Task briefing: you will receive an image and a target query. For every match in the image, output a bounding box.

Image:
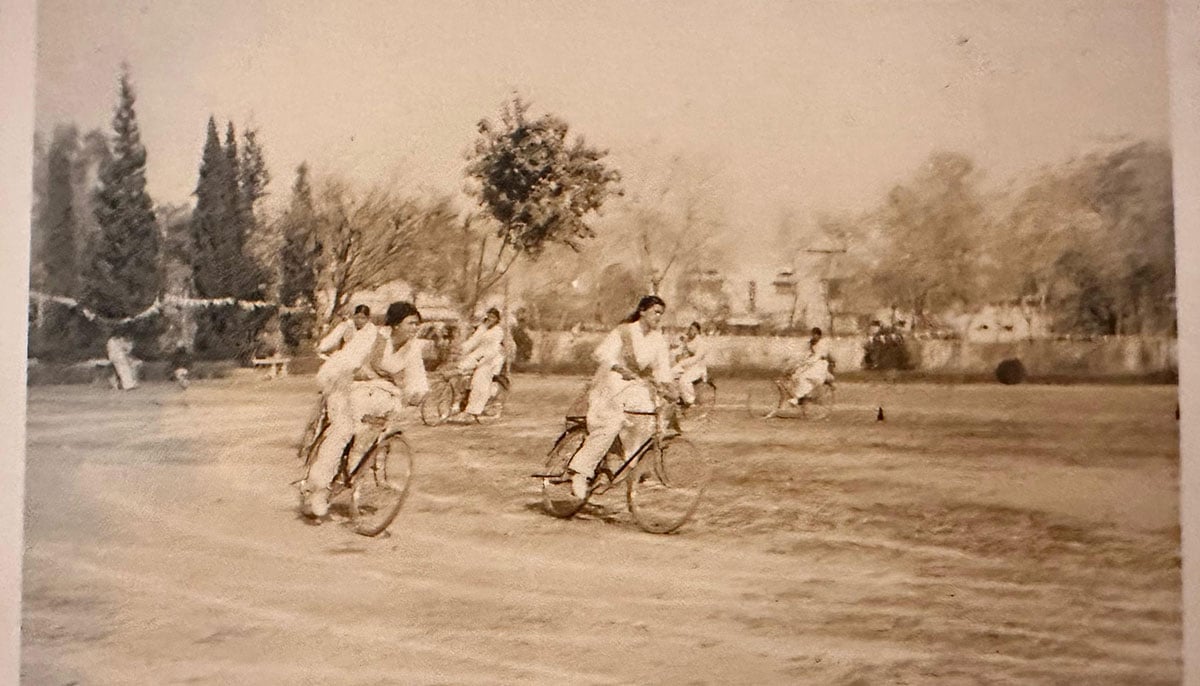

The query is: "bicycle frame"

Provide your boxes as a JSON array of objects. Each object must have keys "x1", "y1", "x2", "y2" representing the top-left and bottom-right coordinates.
[{"x1": 570, "y1": 400, "x2": 679, "y2": 496}]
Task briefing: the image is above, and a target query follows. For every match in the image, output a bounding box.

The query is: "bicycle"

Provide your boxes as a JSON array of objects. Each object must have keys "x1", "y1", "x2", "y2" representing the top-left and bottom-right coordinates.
[
  {"x1": 297, "y1": 402, "x2": 415, "y2": 537},
  {"x1": 534, "y1": 387, "x2": 712, "y2": 534},
  {"x1": 420, "y1": 367, "x2": 510, "y2": 426},
  {"x1": 679, "y1": 377, "x2": 717, "y2": 423},
  {"x1": 746, "y1": 375, "x2": 836, "y2": 420}
]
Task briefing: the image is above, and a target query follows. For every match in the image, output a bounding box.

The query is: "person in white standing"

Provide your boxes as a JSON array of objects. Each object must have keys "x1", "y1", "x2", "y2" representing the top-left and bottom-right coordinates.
[
  {"x1": 301, "y1": 302, "x2": 428, "y2": 520},
  {"x1": 565, "y1": 295, "x2": 677, "y2": 499},
  {"x1": 448, "y1": 308, "x2": 506, "y2": 422},
  {"x1": 671, "y1": 322, "x2": 710, "y2": 407},
  {"x1": 317, "y1": 304, "x2": 374, "y2": 357},
  {"x1": 105, "y1": 334, "x2": 141, "y2": 390}
]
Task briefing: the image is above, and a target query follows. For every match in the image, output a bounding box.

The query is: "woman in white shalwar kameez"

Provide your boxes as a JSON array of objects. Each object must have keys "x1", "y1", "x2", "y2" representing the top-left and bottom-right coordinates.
[
  {"x1": 451, "y1": 308, "x2": 506, "y2": 420},
  {"x1": 565, "y1": 296, "x2": 675, "y2": 499},
  {"x1": 301, "y1": 302, "x2": 428, "y2": 519}
]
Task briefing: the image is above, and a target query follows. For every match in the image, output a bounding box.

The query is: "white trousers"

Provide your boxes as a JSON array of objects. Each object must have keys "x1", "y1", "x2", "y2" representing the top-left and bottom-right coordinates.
[
  {"x1": 306, "y1": 384, "x2": 404, "y2": 492},
  {"x1": 788, "y1": 360, "x2": 831, "y2": 400},
  {"x1": 463, "y1": 358, "x2": 502, "y2": 415},
  {"x1": 675, "y1": 365, "x2": 707, "y2": 404},
  {"x1": 567, "y1": 381, "x2": 656, "y2": 479}
]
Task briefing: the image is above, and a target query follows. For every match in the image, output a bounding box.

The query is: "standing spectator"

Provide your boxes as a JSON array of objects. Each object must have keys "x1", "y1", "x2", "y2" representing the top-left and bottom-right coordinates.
[
  {"x1": 170, "y1": 345, "x2": 192, "y2": 389},
  {"x1": 105, "y1": 334, "x2": 141, "y2": 390}
]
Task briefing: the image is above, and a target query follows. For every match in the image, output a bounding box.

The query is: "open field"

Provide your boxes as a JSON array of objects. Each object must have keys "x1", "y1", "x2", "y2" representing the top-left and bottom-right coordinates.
[{"x1": 23, "y1": 374, "x2": 1181, "y2": 684}]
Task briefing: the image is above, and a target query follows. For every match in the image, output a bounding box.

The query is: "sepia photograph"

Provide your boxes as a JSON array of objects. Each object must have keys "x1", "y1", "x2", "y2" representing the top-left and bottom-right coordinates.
[{"x1": 13, "y1": 0, "x2": 1192, "y2": 683}]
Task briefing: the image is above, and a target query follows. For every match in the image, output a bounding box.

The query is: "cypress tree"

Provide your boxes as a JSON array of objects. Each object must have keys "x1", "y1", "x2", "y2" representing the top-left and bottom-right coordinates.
[
  {"x1": 279, "y1": 162, "x2": 319, "y2": 350},
  {"x1": 84, "y1": 68, "x2": 161, "y2": 324},
  {"x1": 41, "y1": 124, "x2": 81, "y2": 297}
]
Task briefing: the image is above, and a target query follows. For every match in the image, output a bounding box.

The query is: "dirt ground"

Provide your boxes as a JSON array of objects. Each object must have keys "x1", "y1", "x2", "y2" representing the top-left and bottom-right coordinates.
[{"x1": 22, "y1": 373, "x2": 1181, "y2": 685}]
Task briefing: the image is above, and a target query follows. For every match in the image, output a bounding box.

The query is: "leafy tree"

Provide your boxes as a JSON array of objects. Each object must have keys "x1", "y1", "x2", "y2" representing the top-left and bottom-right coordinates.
[
  {"x1": 311, "y1": 179, "x2": 461, "y2": 325},
  {"x1": 608, "y1": 155, "x2": 726, "y2": 297},
  {"x1": 464, "y1": 96, "x2": 622, "y2": 311},
  {"x1": 862, "y1": 152, "x2": 987, "y2": 329},
  {"x1": 83, "y1": 68, "x2": 161, "y2": 329},
  {"x1": 993, "y1": 141, "x2": 1173, "y2": 335}
]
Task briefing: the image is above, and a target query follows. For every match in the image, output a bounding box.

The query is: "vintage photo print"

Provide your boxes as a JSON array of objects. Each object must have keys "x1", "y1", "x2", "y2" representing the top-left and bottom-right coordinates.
[{"x1": 12, "y1": 0, "x2": 1194, "y2": 683}]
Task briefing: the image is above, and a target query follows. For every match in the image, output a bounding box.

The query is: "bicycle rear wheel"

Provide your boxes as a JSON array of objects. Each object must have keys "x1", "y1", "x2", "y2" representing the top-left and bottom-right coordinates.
[
  {"x1": 627, "y1": 437, "x2": 711, "y2": 534},
  {"x1": 420, "y1": 379, "x2": 456, "y2": 426},
  {"x1": 349, "y1": 434, "x2": 414, "y2": 537},
  {"x1": 540, "y1": 427, "x2": 589, "y2": 519},
  {"x1": 746, "y1": 381, "x2": 787, "y2": 419},
  {"x1": 686, "y1": 381, "x2": 717, "y2": 422}
]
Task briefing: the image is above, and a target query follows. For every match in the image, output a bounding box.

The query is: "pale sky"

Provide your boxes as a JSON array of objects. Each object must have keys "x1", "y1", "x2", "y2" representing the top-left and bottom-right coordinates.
[{"x1": 34, "y1": 0, "x2": 1169, "y2": 264}]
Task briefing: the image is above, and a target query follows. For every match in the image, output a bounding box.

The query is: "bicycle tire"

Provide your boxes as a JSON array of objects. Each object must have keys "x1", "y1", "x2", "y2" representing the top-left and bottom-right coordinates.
[
  {"x1": 627, "y1": 436, "x2": 711, "y2": 534},
  {"x1": 686, "y1": 381, "x2": 717, "y2": 422},
  {"x1": 420, "y1": 379, "x2": 456, "y2": 426},
  {"x1": 349, "y1": 434, "x2": 414, "y2": 537},
  {"x1": 298, "y1": 406, "x2": 327, "y2": 464},
  {"x1": 540, "y1": 427, "x2": 589, "y2": 519},
  {"x1": 746, "y1": 380, "x2": 788, "y2": 419}
]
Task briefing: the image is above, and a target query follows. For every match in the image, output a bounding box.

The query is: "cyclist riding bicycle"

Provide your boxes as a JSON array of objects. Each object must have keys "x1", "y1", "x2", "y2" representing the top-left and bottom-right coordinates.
[
  {"x1": 446, "y1": 307, "x2": 507, "y2": 423},
  {"x1": 563, "y1": 295, "x2": 678, "y2": 499},
  {"x1": 300, "y1": 301, "x2": 428, "y2": 519},
  {"x1": 671, "y1": 321, "x2": 709, "y2": 407},
  {"x1": 783, "y1": 326, "x2": 835, "y2": 406},
  {"x1": 317, "y1": 304, "x2": 376, "y2": 357}
]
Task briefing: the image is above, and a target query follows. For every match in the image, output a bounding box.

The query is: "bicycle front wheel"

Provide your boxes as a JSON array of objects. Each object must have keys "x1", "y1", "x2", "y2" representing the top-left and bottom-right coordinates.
[
  {"x1": 350, "y1": 434, "x2": 414, "y2": 537},
  {"x1": 627, "y1": 437, "x2": 711, "y2": 534},
  {"x1": 540, "y1": 427, "x2": 589, "y2": 519},
  {"x1": 298, "y1": 406, "x2": 326, "y2": 465},
  {"x1": 420, "y1": 380, "x2": 456, "y2": 426}
]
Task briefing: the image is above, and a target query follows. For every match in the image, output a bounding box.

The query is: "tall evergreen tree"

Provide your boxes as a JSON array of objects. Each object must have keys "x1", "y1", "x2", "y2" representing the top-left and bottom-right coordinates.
[
  {"x1": 84, "y1": 68, "x2": 161, "y2": 323},
  {"x1": 190, "y1": 118, "x2": 267, "y2": 359},
  {"x1": 191, "y1": 117, "x2": 236, "y2": 300},
  {"x1": 41, "y1": 124, "x2": 81, "y2": 297},
  {"x1": 278, "y1": 163, "x2": 319, "y2": 350},
  {"x1": 240, "y1": 127, "x2": 270, "y2": 213}
]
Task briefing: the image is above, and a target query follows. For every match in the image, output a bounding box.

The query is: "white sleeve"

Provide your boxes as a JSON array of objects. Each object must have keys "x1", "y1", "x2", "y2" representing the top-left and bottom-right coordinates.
[
  {"x1": 317, "y1": 322, "x2": 348, "y2": 354},
  {"x1": 593, "y1": 327, "x2": 623, "y2": 369}
]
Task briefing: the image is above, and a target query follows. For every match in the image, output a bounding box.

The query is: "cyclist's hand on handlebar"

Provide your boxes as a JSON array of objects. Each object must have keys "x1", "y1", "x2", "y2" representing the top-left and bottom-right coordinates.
[{"x1": 611, "y1": 364, "x2": 637, "y2": 381}]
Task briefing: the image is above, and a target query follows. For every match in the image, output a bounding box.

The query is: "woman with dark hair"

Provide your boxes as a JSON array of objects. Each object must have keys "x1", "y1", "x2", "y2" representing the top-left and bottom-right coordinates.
[
  {"x1": 564, "y1": 295, "x2": 675, "y2": 498},
  {"x1": 301, "y1": 301, "x2": 429, "y2": 519}
]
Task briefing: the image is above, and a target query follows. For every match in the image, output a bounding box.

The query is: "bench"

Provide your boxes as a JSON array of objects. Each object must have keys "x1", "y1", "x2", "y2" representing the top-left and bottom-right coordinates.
[{"x1": 251, "y1": 356, "x2": 292, "y2": 379}]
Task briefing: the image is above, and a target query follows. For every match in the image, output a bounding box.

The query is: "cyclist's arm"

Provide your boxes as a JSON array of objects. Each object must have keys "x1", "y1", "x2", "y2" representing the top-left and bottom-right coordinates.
[
  {"x1": 402, "y1": 341, "x2": 430, "y2": 405},
  {"x1": 316, "y1": 321, "x2": 347, "y2": 355}
]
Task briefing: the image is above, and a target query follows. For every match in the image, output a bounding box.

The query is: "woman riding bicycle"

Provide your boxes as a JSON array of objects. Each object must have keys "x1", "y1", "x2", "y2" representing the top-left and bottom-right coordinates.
[
  {"x1": 446, "y1": 307, "x2": 506, "y2": 423},
  {"x1": 564, "y1": 295, "x2": 678, "y2": 499},
  {"x1": 301, "y1": 301, "x2": 428, "y2": 519}
]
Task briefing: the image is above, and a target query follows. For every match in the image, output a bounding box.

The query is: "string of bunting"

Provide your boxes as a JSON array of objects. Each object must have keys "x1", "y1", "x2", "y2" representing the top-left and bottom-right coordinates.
[{"x1": 28, "y1": 290, "x2": 312, "y2": 327}]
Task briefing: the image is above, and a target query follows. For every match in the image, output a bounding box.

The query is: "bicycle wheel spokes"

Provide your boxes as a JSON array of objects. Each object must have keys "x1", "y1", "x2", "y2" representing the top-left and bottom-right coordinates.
[
  {"x1": 350, "y1": 435, "x2": 414, "y2": 537},
  {"x1": 746, "y1": 382, "x2": 784, "y2": 419},
  {"x1": 420, "y1": 381, "x2": 456, "y2": 426},
  {"x1": 627, "y1": 437, "x2": 711, "y2": 534},
  {"x1": 540, "y1": 428, "x2": 588, "y2": 519}
]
